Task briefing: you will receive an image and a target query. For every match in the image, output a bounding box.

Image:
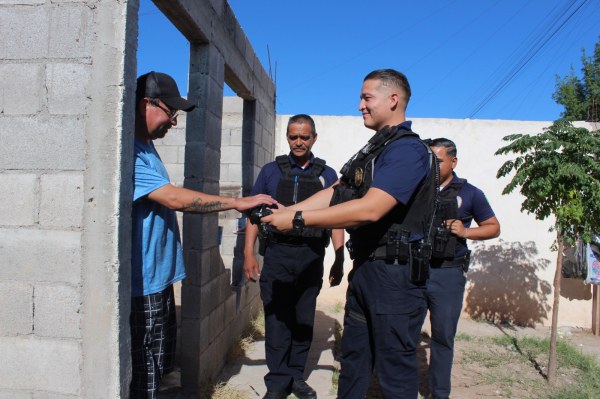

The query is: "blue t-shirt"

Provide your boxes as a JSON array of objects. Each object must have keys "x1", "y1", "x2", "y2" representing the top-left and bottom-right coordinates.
[
  {"x1": 132, "y1": 138, "x2": 186, "y2": 297},
  {"x1": 251, "y1": 153, "x2": 338, "y2": 197},
  {"x1": 370, "y1": 125, "x2": 430, "y2": 206},
  {"x1": 445, "y1": 173, "x2": 496, "y2": 257}
]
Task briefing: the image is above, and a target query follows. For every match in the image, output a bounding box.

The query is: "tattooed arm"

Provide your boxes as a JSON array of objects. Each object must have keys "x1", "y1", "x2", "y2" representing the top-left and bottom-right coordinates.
[{"x1": 148, "y1": 184, "x2": 276, "y2": 213}]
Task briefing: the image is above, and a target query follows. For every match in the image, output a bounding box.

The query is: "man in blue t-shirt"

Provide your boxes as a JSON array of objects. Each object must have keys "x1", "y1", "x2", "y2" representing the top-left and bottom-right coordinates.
[
  {"x1": 131, "y1": 71, "x2": 275, "y2": 399},
  {"x1": 425, "y1": 138, "x2": 500, "y2": 399},
  {"x1": 244, "y1": 114, "x2": 344, "y2": 399},
  {"x1": 262, "y1": 70, "x2": 438, "y2": 399}
]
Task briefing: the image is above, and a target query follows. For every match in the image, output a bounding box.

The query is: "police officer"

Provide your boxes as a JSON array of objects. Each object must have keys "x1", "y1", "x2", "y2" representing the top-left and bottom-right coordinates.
[
  {"x1": 426, "y1": 138, "x2": 500, "y2": 399},
  {"x1": 244, "y1": 114, "x2": 345, "y2": 399},
  {"x1": 263, "y1": 69, "x2": 438, "y2": 399}
]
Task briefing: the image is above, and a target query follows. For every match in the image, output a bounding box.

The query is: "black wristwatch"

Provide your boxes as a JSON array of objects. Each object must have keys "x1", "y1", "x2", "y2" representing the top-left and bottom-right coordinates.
[{"x1": 292, "y1": 211, "x2": 305, "y2": 232}]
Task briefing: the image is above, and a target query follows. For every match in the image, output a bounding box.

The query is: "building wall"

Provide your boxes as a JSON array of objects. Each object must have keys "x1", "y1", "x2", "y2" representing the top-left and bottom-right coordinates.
[
  {"x1": 275, "y1": 115, "x2": 596, "y2": 328},
  {"x1": 0, "y1": 0, "x2": 275, "y2": 396},
  {"x1": 0, "y1": 0, "x2": 136, "y2": 397}
]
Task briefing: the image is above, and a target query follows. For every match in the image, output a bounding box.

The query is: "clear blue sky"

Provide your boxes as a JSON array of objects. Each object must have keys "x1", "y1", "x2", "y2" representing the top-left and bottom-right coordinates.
[{"x1": 138, "y1": 0, "x2": 599, "y2": 121}]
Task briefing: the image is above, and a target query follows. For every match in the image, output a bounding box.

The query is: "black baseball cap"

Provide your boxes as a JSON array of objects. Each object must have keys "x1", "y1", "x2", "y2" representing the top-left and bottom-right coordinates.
[{"x1": 137, "y1": 71, "x2": 196, "y2": 112}]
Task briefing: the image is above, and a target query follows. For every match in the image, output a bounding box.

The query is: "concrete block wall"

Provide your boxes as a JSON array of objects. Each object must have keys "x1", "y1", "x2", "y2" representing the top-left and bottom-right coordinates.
[{"x1": 1, "y1": 0, "x2": 135, "y2": 397}]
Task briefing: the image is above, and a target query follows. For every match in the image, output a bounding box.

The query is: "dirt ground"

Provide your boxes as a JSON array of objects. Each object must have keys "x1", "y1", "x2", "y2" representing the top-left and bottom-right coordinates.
[{"x1": 316, "y1": 275, "x2": 600, "y2": 399}]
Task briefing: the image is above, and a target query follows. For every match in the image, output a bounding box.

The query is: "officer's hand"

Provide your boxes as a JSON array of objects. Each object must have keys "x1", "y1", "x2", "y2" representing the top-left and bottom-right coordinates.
[
  {"x1": 233, "y1": 194, "x2": 277, "y2": 212},
  {"x1": 261, "y1": 209, "x2": 294, "y2": 232},
  {"x1": 243, "y1": 255, "x2": 261, "y2": 282},
  {"x1": 329, "y1": 247, "x2": 345, "y2": 287},
  {"x1": 445, "y1": 219, "x2": 467, "y2": 238}
]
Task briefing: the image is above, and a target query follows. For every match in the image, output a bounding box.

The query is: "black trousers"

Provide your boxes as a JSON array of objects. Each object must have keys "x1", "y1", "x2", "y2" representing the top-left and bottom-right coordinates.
[
  {"x1": 338, "y1": 260, "x2": 427, "y2": 399},
  {"x1": 259, "y1": 242, "x2": 325, "y2": 392}
]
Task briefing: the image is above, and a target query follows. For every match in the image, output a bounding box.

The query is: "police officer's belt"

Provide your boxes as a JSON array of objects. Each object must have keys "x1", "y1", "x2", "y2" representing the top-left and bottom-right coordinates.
[
  {"x1": 270, "y1": 233, "x2": 325, "y2": 247},
  {"x1": 430, "y1": 255, "x2": 468, "y2": 268}
]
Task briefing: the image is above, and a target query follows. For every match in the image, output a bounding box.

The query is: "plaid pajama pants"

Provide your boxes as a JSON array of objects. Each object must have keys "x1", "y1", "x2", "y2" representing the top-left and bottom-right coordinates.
[{"x1": 130, "y1": 285, "x2": 177, "y2": 399}]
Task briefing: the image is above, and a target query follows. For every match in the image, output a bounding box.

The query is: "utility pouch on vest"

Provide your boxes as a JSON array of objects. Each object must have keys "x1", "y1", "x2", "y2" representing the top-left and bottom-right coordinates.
[
  {"x1": 258, "y1": 235, "x2": 268, "y2": 256},
  {"x1": 462, "y1": 250, "x2": 472, "y2": 273},
  {"x1": 386, "y1": 229, "x2": 410, "y2": 263},
  {"x1": 409, "y1": 241, "x2": 430, "y2": 283}
]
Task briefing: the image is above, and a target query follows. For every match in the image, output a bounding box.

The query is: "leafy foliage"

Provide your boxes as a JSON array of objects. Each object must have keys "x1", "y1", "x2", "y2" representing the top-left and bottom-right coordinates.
[
  {"x1": 496, "y1": 119, "x2": 600, "y2": 245},
  {"x1": 553, "y1": 39, "x2": 600, "y2": 122}
]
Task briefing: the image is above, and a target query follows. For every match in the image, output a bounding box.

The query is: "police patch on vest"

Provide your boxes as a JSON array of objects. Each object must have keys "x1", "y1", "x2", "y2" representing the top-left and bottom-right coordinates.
[{"x1": 355, "y1": 167, "x2": 364, "y2": 186}]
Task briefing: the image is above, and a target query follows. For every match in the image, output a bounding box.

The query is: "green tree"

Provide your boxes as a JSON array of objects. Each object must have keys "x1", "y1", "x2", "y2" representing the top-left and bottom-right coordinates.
[
  {"x1": 553, "y1": 39, "x2": 600, "y2": 122},
  {"x1": 496, "y1": 119, "x2": 600, "y2": 383}
]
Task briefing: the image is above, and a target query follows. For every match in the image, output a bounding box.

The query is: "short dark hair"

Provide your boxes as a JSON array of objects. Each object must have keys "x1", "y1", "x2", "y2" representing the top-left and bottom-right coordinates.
[
  {"x1": 429, "y1": 137, "x2": 457, "y2": 157},
  {"x1": 287, "y1": 114, "x2": 316, "y2": 135},
  {"x1": 364, "y1": 69, "x2": 411, "y2": 105}
]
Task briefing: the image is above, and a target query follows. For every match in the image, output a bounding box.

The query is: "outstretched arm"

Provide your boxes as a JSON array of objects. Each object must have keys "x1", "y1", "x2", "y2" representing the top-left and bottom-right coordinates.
[
  {"x1": 263, "y1": 187, "x2": 398, "y2": 231},
  {"x1": 148, "y1": 184, "x2": 276, "y2": 213}
]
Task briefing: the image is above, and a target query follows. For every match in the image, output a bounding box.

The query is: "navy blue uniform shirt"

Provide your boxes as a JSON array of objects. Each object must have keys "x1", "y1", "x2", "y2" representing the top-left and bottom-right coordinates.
[
  {"x1": 445, "y1": 173, "x2": 496, "y2": 257},
  {"x1": 251, "y1": 153, "x2": 338, "y2": 198},
  {"x1": 371, "y1": 121, "x2": 430, "y2": 206}
]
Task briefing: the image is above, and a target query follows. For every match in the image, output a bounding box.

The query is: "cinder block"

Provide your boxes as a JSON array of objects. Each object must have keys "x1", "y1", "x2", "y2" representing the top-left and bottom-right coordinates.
[
  {"x1": 0, "y1": 7, "x2": 48, "y2": 59},
  {"x1": 164, "y1": 163, "x2": 184, "y2": 184},
  {"x1": 220, "y1": 145, "x2": 241, "y2": 164},
  {"x1": 154, "y1": 145, "x2": 179, "y2": 164},
  {"x1": 0, "y1": 390, "x2": 32, "y2": 399},
  {"x1": 48, "y1": 5, "x2": 93, "y2": 59},
  {"x1": 34, "y1": 284, "x2": 81, "y2": 338},
  {"x1": 0, "y1": 117, "x2": 85, "y2": 170},
  {"x1": 0, "y1": 63, "x2": 44, "y2": 114},
  {"x1": 39, "y1": 173, "x2": 83, "y2": 228},
  {"x1": 33, "y1": 392, "x2": 79, "y2": 399},
  {"x1": 157, "y1": 124, "x2": 186, "y2": 146},
  {"x1": 0, "y1": 228, "x2": 81, "y2": 284},
  {"x1": 0, "y1": 174, "x2": 37, "y2": 226},
  {"x1": 0, "y1": 336, "x2": 80, "y2": 394},
  {"x1": 0, "y1": 282, "x2": 33, "y2": 336},
  {"x1": 47, "y1": 63, "x2": 91, "y2": 115},
  {"x1": 227, "y1": 164, "x2": 242, "y2": 184}
]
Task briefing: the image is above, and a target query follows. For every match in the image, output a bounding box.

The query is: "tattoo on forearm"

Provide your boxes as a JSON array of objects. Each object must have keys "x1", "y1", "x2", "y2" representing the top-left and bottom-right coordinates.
[{"x1": 184, "y1": 197, "x2": 228, "y2": 213}]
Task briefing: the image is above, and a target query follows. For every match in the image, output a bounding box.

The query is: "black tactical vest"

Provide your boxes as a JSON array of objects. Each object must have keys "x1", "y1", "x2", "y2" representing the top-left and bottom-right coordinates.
[
  {"x1": 274, "y1": 155, "x2": 328, "y2": 239},
  {"x1": 330, "y1": 125, "x2": 439, "y2": 263},
  {"x1": 431, "y1": 179, "x2": 466, "y2": 259}
]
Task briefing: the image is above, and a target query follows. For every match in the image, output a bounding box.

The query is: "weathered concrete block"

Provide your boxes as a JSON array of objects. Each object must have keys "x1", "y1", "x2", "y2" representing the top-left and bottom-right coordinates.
[
  {"x1": 48, "y1": 4, "x2": 93, "y2": 59},
  {"x1": 0, "y1": 174, "x2": 37, "y2": 226},
  {"x1": 0, "y1": 336, "x2": 80, "y2": 394},
  {"x1": 39, "y1": 173, "x2": 83, "y2": 228},
  {"x1": 220, "y1": 145, "x2": 241, "y2": 164},
  {"x1": 164, "y1": 163, "x2": 184, "y2": 184},
  {"x1": 0, "y1": 228, "x2": 80, "y2": 284},
  {"x1": 154, "y1": 145, "x2": 179, "y2": 164},
  {"x1": 0, "y1": 282, "x2": 33, "y2": 336},
  {"x1": 0, "y1": 63, "x2": 44, "y2": 114},
  {"x1": 47, "y1": 63, "x2": 91, "y2": 115},
  {"x1": 0, "y1": 6, "x2": 48, "y2": 59},
  {"x1": 0, "y1": 117, "x2": 85, "y2": 170},
  {"x1": 0, "y1": 390, "x2": 32, "y2": 399},
  {"x1": 35, "y1": 284, "x2": 81, "y2": 338},
  {"x1": 32, "y1": 392, "x2": 79, "y2": 399}
]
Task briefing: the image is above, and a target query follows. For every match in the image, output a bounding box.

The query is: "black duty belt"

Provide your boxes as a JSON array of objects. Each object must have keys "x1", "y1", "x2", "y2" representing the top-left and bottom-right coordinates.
[
  {"x1": 269, "y1": 233, "x2": 325, "y2": 247},
  {"x1": 430, "y1": 252, "x2": 470, "y2": 269}
]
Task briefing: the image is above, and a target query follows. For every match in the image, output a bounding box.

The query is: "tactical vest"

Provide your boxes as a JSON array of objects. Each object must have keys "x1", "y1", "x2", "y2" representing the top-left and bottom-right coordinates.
[
  {"x1": 431, "y1": 179, "x2": 467, "y2": 259},
  {"x1": 330, "y1": 125, "x2": 439, "y2": 267},
  {"x1": 274, "y1": 155, "x2": 328, "y2": 239}
]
